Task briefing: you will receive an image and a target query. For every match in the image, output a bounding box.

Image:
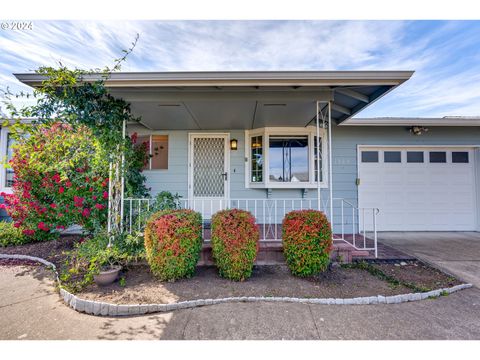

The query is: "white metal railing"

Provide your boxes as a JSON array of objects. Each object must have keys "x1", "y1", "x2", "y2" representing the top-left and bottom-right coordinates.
[
  {"x1": 332, "y1": 199, "x2": 379, "y2": 258},
  {"x1": 122, "y1": 197, "x2": 378, "y2": 256}
]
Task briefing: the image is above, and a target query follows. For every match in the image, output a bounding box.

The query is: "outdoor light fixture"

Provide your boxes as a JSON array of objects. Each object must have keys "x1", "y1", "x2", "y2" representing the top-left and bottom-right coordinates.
[
  {"x1": 409, "y1": 126, "x2": 429, "y2": 136},
  {"x1": 230, "y1": 139, "x2": 238, "y2": 150}
]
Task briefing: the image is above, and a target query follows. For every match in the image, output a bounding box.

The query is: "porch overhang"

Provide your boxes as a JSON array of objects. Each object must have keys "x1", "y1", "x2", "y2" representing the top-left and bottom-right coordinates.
[{"x1": 14, "y1": 70, "x2": 414, "y2": 129}]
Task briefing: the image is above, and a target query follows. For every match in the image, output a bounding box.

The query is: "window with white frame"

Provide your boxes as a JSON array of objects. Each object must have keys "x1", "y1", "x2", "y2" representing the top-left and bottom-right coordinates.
[
  {"x1": 246, "y1": 127, "x2": 327, "y2": 188},
  {"x1": 0, "y1": 128, "x2": 17, "y2": 191},
  {"x1": 136, "y1": 134, "x2": 169, "y2": 170},
  {"x1": 4, "y1": 133, "x2": 15, "y2": 187}
]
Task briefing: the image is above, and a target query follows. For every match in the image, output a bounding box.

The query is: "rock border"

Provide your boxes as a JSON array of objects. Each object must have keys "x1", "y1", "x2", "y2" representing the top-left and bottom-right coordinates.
[{"x1": 0, "y1": 253, "x2": 473, "y2": 317}]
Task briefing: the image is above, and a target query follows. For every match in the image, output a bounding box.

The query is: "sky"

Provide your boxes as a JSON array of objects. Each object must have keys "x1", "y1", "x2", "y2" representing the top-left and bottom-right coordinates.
[{"x1": 1, "y1": 20, "x2": 480, "y2": 118}]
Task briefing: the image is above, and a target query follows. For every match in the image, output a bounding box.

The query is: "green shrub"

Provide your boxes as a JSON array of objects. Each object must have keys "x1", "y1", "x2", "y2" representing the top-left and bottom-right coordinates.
[
  {"x1": 144, "y1": 209, "x2": 202, "y2": 281},
  {"x1": 2, "y1": 123, "x2": 150, "y2": 243},
  {"x1": 211, "y1": 209, "x2": 259, "y2": 281},
  {"x1": 282, "y1": 210, "x2": 333, "y2": 277},
  {"x1": 2, "y1": 123, "x2": 109, "y2": 242},
  {"x1": 60, "y1": 230, "x2": 145, "y2": 292},
  {"x1": 151, "y1": 191, "x2": 182, "y2": 211},
  {"x1": 129, "y1": 191, "x2": 182, "y2": 232},
  {"x1": 0, "y1": 221, "x2": 27, "y2": 247}
]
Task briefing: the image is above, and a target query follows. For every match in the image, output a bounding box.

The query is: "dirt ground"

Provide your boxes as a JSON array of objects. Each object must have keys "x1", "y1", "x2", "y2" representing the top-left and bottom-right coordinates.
[
  {"x1": 76, "y1": 260, "x2": 460, "y2": 305},
  {"x1": 372, "y1": 261, "x2": 461, "y2": 291},
  {"x1": 0, "y1": 235, "x2": 79, "y2": 268},
  {"x1": 1, "y1": 238, "x2": 462, "y2": 306}
]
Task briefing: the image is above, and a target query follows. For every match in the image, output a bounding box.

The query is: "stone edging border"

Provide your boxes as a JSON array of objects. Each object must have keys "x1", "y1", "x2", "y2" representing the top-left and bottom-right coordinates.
[{"x1": 1, "y1": 253, "x2": 473, "y2": 317}]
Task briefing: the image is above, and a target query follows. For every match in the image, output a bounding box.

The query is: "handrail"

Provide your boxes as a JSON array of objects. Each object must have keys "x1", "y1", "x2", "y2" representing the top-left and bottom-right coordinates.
[{"x1": 122, "y1": 197, "x2": 378, "y2": 257}]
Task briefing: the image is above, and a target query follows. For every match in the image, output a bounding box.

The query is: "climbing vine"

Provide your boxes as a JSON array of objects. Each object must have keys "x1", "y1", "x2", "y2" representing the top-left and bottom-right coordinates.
[{"x1": 1, "y1": 34, "x2": 148, "y2": 238}]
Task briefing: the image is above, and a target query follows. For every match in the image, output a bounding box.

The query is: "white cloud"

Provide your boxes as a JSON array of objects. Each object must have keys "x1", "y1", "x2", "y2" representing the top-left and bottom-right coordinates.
[{"x1": 1, "y1": 20, "x2": 480, "y2": 117}]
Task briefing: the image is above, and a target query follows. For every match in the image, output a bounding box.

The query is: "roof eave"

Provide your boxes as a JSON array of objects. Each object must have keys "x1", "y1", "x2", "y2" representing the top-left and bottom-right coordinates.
[
  {"x1": 14, "y1": 70, "x2": 414, "y2": 88},
  {"x1": 341, "y1": 117, "x2": 480, "y2": 126}
]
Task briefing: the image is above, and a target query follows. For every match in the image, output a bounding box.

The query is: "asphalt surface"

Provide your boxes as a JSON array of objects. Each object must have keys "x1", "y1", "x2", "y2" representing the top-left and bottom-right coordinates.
[
  {"x1": 378, "y1": 232, "x2": 480, "y2": 288},
  {"x1": 1, "y1": 265, "x2": 479, "y2": 340}
]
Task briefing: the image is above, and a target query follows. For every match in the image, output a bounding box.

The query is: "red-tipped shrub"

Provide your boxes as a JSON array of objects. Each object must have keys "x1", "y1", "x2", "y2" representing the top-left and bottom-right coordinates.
[
  {"x1": 144, "y1": 209, "x2": 202, "y2": 281},
  {"x1": 282, "y1": 210, "x2": 332, "y2": 277},
  {"x1": 211, "y1": 209, "x2": 260, "y2": 281},
  {"x1": 1, "y1": 123, "x2": 109, "y2": 242}
]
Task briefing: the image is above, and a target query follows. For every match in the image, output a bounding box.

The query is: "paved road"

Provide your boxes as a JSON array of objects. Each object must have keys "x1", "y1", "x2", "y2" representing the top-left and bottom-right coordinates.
[
  {"x1": 378, "y1": 232, "x2": 480, "y2": 288},
  {"x1": 1, "y1": 265, "x2": 480, "y2": 340}
]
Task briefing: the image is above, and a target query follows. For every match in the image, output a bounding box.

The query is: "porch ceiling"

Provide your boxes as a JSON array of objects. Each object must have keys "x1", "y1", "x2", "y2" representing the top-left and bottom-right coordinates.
[{"x1": 14, "y1": 71, "x2": 414, "y2": 129}]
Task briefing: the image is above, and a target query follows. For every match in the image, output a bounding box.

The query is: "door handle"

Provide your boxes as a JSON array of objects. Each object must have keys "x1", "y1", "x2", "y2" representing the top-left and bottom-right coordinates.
[{"x1": 222, "y1": 172, "x2": 228, "y2": 181}]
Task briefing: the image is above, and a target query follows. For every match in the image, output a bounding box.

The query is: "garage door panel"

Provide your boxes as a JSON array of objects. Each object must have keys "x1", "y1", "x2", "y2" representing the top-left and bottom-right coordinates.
[
  {"x1": 358, "y1": 147, "x2": 477, "y2": 231},
  {"x1": 404, "y1": 211, "x2": 428, "y2": 225},
  {"x1": 430, "y1": 212, "x2": 451, "y2": 225},
  {"x1": 450, "y1": 212, "x2": 476, "y2": 226}
]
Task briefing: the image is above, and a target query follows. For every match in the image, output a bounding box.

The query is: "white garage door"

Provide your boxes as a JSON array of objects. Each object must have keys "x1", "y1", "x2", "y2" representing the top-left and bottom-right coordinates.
[{"x1": 358, "y1": 147, "x2": 477, "y2": 231}]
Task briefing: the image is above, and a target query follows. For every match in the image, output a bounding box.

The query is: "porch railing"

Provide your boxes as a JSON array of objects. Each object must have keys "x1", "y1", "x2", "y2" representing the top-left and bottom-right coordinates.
[{"x1": 122, "y1": 197, "x2": 378, "y2": 257}]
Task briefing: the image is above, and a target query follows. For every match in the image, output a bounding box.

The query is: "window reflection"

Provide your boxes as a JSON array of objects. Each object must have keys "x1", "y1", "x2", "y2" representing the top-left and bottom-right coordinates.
[
  {"x1": 269, "y1": 136, "x2": 309, "y2": 182},
  {"x1": 251, "y1": 136, "x2": 263, "y2": 182},
  {"x1": 5, "y1": 134, "x2": 15, "y2": 187}
]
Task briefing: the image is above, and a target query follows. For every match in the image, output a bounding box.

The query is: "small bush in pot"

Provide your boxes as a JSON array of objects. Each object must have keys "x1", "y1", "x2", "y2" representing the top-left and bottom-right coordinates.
[
  {"x1": 211, "y1": 209, "x2": 260, "y2": 281},
  {"x1": 60, "y1": 231, "x2": 146, "y2": 292},
  {"x1": 144, "y1": 209, "x2": 202, "y2": 281},
  {"x1": 282, "y1": 210, "x2": 333, "y2": 277}
]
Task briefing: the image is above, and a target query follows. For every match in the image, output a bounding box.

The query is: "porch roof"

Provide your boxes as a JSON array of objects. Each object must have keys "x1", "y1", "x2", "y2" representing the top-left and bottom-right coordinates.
[{"x1": 15, "y1": 70, "x2": 414, "y2": 129}]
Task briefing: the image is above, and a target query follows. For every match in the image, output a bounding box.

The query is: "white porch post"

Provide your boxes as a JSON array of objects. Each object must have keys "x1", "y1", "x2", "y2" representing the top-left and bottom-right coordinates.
[
  {"x1": 120, "y1": 119, "x2": 126, "y2": 230},
  {"x1": 107, "y1": 119, "x2": 126, "y2": 246},
  {"x1": 316, "y1": 101, "x2": 321, "y2": 212},
  {"x1": 328, "y1": 101, "x2": 333, "y2": 224},
  {"x1": 107, "y1": 163, "x2": 112, "y2": 234}
]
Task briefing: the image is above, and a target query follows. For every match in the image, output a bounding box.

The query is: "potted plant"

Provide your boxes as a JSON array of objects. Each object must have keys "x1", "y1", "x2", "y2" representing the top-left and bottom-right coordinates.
[{"x1": 92, "y1": 247, "x2": 122, "y2": 286}]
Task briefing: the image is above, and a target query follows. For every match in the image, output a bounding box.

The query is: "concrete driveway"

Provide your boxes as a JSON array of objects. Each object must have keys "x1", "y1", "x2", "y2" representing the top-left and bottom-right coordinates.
[
  {"x1": 378, "y1": 232, "x2": 480, "y2": 288},
  {"x1": 1, "y1": 265, "x2": 480, "y2": 340}
]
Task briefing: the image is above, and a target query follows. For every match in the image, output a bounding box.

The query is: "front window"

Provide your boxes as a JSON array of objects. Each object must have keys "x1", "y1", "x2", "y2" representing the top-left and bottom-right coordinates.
[
  {"x1": 269, "y1": 136, "x2": 309, "y2": 183},
  {"x1": 5, "y1": 134, "x2": 15, "y2": 187},
  {"x1": 250, "y1": 135, "x2": 263, "y2": 182},
  {"x1": 135, "y1": 134, "x2": 169, "y2": 170},
  {"x1": 247, "y1": 127, "x2": 326, "y2": 188}
]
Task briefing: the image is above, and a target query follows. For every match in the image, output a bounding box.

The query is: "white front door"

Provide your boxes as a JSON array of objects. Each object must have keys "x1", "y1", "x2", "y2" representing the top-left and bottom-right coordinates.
[
  {"x1": 358, "y1": 146, "x2": 477, "y2": 231},
  {"x1": 189, "y1": 133, "x2": 230, "y2": 219}
]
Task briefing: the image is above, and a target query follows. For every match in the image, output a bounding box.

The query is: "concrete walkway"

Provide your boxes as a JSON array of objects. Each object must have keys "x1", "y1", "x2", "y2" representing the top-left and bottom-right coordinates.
[
  {"x1": 1, "y1": 265, "x2": 480, "y2": 340},
  {"x1": 378, "y1": 232, "x2": 480, "y2": 288}
]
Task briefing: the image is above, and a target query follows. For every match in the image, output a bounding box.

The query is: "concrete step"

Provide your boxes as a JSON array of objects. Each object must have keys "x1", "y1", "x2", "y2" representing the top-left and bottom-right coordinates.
[{"x1": 198, "y1": 240, "x2": 370, "y2": 265}]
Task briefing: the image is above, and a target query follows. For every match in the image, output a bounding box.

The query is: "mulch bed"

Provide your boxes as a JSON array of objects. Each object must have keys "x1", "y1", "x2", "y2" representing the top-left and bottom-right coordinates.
[
  {"x1": 0, "y1": 235, "x2": 80, "y2": 269},
  {"x1": 1, "y1": 239, "x2": 464, "y2": 305},
  {"x1": 76, "y1": 260, "x2": 461, "y2": 305},
  {"x1": 372, "y1": 262, "x2": 461, "y2": 291}
]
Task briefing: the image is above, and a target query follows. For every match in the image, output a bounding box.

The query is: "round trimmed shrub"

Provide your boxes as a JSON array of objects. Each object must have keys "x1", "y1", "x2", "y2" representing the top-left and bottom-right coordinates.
[
  {"x1": 144, "y1": 209, "x2": 202, "y2": 281},
  {"x1": 282, "y1": 210, "x2": 333, "y2": 277},
  {"x1": 211, "y1": 209, "x2": 259, "y2": 281}
]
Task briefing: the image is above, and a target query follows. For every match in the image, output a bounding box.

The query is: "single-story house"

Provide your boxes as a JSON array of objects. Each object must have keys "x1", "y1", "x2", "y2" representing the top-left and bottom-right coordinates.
[{"x1": 3, "y1": 71, "x2": 480, "y2": 256}]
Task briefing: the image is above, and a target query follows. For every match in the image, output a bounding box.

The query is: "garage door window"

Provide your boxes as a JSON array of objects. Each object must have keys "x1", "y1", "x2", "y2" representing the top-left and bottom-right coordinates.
[
  {"x1": 361, "y1": 151, "x2": 378, "y2": 163},
  {"x1": 384, "y1": 151, "x2": 401, "y2": 163},
  {"x1": 429, "y1": 151, "x2": 446, "y2": 163},
  {"x1": 407, "y1": 151, "x2": 424, "y2": 163},
  {"x1": 452, "y1": 151, "x2": 469, "y2": 163}
]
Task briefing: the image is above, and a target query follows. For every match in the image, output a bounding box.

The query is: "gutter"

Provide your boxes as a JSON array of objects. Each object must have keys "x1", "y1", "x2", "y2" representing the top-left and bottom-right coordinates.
[
  {"x1": 14, "y1": 70, "x2": 414, "y2": 88},
  {"x1": 341, "y1": 117, "x2": 480, "y2": 126}
]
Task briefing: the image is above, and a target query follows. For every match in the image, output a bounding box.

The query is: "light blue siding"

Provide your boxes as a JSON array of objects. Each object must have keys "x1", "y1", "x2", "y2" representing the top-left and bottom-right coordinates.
[
  {"x1": 130, "y1": 125, "x2": 480, "y2": 230},
  {"x1": 331, "y1": 125, "x2": 480, "y2": 205}
]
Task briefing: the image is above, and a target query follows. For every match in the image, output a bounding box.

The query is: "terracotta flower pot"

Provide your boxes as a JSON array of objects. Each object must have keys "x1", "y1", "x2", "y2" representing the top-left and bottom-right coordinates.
[{"x1": 93, "y1": 265, "x2": 122, "y2": 286}]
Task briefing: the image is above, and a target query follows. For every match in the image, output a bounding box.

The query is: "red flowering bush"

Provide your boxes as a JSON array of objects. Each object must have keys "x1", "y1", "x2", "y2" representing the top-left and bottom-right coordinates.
[
  {"x1": 211, "y1": 209, "x2": 259, "y2": 281},
  {"x1": 282, "y1": 210, "x2": 333, "y2": 277},
  {"x1": 144, "y1": 209, "x2": 202, "y2": 281},
  {"x1": 1, "y1": 123, "x2": 109, "y2": 242}
]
